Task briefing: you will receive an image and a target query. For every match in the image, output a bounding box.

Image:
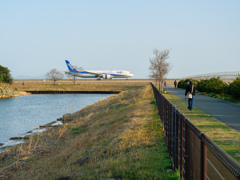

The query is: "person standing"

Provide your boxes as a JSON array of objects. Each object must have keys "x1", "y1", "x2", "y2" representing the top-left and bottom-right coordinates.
[
  {"x1": 174, "y1": 80, "x2": 177, "y2": 88},
  {"x1": 185, "y1": 80, "x2": 195, "y2": 111}
]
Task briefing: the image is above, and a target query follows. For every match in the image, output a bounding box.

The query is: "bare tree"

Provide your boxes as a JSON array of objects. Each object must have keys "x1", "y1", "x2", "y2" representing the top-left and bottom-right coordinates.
[
  {"x1": 66, "y1": 66, "x2": 84, "y2": 84},
  {"x1": 66, "y1": 73, "x2": 77, "y2": 84},
  {"x1": 46, "y1": 69, "x2": 64, "y2": 84},
  {"x1": 149, "y1": 49, "x2": 172, "y2": 92}
]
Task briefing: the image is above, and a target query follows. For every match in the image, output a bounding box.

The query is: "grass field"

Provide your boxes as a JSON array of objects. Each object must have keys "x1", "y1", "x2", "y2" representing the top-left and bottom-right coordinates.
[
  {"x1": 0, "y1": 85, "x2": 179, "y2": 179},
  {"x1": 12, "y1": 78, "x2": 181, "y2": 92},
  {"x1": 12, "y1": 79, "x2": 153, "y2": 93}
]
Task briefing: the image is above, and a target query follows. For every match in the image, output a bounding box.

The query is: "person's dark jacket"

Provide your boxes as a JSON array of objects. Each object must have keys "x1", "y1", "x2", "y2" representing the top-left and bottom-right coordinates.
[{"x1": 185, "y1": 83, "x2": 195, "y2": 96}]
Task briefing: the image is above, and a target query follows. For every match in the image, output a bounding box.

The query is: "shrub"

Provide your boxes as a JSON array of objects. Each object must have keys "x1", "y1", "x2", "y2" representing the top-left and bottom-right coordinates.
[
  {"x1": 196, "y1": 79, "x2": 208, "y2": 92},
  {"x1": 229, "y1": 77, "x2": 240, "y2": 99},
  {"x1": 196, "y1": 77, "x2": 228, "y2": 94},
  {"x1": 180, "y1": 77, "x2": 240, "y2": 100},
  {"x1": 177, "y1": 79, "x2": 198, "y2": 89}
]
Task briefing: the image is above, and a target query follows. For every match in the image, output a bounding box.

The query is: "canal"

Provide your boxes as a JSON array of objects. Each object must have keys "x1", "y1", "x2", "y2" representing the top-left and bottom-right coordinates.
[{"x1": 0, "y1": 94, "x2": 110, "y2": 144}]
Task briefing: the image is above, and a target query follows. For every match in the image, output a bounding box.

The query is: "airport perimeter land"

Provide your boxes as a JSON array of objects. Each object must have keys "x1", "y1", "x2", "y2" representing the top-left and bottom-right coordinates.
[
  {"x1": 12, "y1": 79, "x2": 154, "y2": 93},
  {"x1": 11, "y1": 79, "x2": 179, "y2": 97},
  {"x1": 12, "y1": 79, "x2": 178, "y2": 91}
]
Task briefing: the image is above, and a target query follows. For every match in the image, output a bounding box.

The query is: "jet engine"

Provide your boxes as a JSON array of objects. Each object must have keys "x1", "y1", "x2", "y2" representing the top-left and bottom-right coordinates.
[{"x1": 102, "y1": 74, "x2": 112, "y2": 79}]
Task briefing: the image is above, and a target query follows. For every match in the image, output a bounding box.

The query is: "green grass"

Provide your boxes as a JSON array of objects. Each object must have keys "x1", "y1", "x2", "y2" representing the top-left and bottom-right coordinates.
[
  {"x1": 105, "y1": 115, "x2": 128, "y2": 126},
  {"x1": 163, "y1": 92, "x2": 240, "y2": 163},
  {"x1": 111, "y1": 111, "x2": 177, "y2": 179},
  {"x1": 109, "y1": 103, "x2": 128, "y2": 110},
  {"x1": 71, "y1": 125, "x2": 87, "y2": 135}
]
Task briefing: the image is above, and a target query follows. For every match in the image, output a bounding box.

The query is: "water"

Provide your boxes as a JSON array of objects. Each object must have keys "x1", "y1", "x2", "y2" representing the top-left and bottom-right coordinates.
[{"x1": 0, "y1": 94, "x2": 110, "y2": 144}]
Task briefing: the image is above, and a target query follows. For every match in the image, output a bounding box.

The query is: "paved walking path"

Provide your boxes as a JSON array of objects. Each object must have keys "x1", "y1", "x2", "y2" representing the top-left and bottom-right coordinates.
[{"x1": 165, "y1": 86, "x2": 240, "y2": 131}]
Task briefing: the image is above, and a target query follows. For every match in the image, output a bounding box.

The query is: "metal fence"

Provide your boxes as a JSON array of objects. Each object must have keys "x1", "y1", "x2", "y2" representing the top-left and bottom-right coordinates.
[{"x1": 151, "y1": 83, "x2": 240, "y2": 180}]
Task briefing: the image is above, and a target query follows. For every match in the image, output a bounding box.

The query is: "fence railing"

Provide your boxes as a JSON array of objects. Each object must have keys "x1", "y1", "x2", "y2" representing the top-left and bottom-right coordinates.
[{"x1": 151, "y1": 83, "x2": 240, "y2": 180}]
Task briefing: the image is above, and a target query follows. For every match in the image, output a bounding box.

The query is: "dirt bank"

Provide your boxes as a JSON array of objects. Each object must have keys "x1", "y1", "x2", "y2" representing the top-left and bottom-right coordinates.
[{"x1": 0, "y1": 83, "x2": 15, "y2": 98}]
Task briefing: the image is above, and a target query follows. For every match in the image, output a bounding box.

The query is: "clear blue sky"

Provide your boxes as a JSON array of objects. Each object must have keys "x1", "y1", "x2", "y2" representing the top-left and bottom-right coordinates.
[{"x1": 0, "y1": 1, "x2": 239, "y2": 79}]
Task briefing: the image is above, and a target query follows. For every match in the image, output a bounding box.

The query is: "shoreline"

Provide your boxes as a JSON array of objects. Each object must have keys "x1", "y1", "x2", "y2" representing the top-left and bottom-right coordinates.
[
  {"x1": 0, "y1": 91, "x2": 30, "y2": 99},
  {"x1": 0, "y1": 119, "x2": 63, "y2": 153},
  {"x1": 26, "y1": 90, "x2": 120, "y2": 94},
  {"x1": 1, "y1": 90, "x2": 119, "y2": 99}
]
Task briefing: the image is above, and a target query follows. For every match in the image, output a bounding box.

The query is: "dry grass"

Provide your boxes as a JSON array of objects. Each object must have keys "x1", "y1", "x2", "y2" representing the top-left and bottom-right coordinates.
[{"x1": 0, "y1": 85, "x2": 179, "y2": 179}]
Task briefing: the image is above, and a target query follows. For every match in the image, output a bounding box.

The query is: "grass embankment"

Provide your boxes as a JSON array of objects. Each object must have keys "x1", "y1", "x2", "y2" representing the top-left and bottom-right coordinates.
[
  {"x1": 0, "y1": 85, "x2": 179, "y2": 179},
  {"x1": 162, "y1": 91, "x2": 240, "y2": 163}
]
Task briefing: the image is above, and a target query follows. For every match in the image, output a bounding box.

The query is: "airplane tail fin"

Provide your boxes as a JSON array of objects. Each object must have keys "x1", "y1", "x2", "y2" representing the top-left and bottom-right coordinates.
[{"x1": 65, "y1": 60, "x2": 78, "y2": 73}]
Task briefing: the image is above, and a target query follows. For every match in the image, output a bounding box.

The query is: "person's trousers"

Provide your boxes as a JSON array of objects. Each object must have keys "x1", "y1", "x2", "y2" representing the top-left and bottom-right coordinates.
[{"x1": 188, "y1": 96, "x2": 194, "y2": 110}]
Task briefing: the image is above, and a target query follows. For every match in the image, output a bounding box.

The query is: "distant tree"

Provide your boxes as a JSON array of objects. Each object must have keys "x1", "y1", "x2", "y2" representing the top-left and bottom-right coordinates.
[
  {"x1": 46, "y1": 69, "x2": 64, "y2": 84},
  {"x1": 149, "y1": 49, "x2": 172, "y2": 92},
  {"x1": 0, "y1": 65, "x2": 13, "y2": 84}
]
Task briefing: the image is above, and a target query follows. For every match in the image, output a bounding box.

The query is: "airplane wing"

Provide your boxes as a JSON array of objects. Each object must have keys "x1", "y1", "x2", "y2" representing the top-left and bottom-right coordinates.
[{"x1": 83, "y1": 70, "x2": 104, "y2": 77}]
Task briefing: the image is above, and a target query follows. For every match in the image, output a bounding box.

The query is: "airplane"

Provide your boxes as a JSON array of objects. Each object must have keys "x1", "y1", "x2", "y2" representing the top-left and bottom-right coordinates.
[{"x1": 65, "y1": 60, "x2": 134, "y2": 79}]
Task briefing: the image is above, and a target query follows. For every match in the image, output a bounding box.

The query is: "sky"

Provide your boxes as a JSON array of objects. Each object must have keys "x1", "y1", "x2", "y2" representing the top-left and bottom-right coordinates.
[{"x1": 0, "y1": 0, "x2": 239, "y2": 79}]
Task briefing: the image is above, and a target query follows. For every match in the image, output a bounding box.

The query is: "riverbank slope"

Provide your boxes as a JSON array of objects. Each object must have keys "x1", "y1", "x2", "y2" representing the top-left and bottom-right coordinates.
[
  {"x1": 0, "y1": 85, "x2": 179, "y2": 179},
  {"x1": 0, "y1": 83, "x2": 15, "y2": 98}
]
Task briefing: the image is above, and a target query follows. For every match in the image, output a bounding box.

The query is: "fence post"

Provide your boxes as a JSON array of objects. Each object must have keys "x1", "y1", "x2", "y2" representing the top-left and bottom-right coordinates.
[
  {"x1": 169, "y1": 104, "x2": 172, "y2": 154},
  {"x1": 171, "y1": 107, "x2": 178, "y2": 170},
  {"x1": 178, "y1": 117, "x2": 183, "y2": 178},
  {"x1": 200, "y1": 133, "x2": 207, "y2": 180},
  {"x1": 174, "y1": 108, "x2": 178, "y2": 170},
  {"x1": 167, "y1": 102, "x2": 170, "y2": 149},
  {"x1": 183, "y1": 120, "x2": 189, "y2": 179},
  {"x1": 171, "y1": 107, "x2": 174, "y2": 164},
  {"x1": 163, "y1": 99, "x2": 166, "y2": 137}
]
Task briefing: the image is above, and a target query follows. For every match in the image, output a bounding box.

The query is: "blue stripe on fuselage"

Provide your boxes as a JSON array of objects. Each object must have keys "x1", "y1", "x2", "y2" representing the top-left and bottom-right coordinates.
[{"x1": 79, "y1": 72, "x2": 126, "y2": 77}]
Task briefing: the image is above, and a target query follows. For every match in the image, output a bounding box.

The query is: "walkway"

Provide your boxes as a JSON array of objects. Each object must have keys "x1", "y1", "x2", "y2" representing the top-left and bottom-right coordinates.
[{"x1": 165, "y1": 86, "x2": 240, "y2": 131}]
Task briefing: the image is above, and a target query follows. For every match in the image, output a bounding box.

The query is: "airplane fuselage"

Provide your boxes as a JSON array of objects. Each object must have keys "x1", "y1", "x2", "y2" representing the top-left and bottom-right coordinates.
[
  {"x1": 66, "y1": 70, "x2": 133, "y2": 78},
  {"x1": 65, "y1": 60, "x2": 134, "y2": 79}
]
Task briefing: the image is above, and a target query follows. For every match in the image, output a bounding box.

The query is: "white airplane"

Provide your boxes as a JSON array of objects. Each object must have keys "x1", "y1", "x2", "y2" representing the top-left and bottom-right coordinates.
[{"x1": 65, "y1": 60, "x2": 134, "y2": 79}]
